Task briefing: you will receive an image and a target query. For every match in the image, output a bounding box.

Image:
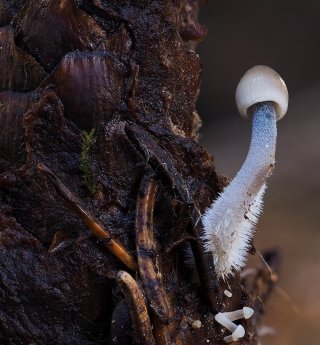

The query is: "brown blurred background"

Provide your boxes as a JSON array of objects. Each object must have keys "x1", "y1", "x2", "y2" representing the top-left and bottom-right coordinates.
[{"x1": 197, "y1": 1, "x2": 320, "y2": 344}]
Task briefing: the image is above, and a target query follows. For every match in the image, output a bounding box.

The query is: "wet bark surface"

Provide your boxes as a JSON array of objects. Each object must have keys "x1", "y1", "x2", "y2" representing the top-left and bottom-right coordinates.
[{"x1": 0, "y1": 1, "x2": 278, "y2": 344}]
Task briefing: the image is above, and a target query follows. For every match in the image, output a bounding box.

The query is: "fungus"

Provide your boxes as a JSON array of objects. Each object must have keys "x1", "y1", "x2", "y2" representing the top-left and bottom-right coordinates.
[
  {"x1": 202, "y1": 65, "x2": 288, "y2": 278},
  {"x1": 223, "y1": 325, "x2": 245, "y2": 343},
  {"x1": 224, "y1": 289, "x2": 233, "y2": 298},
  {"x1": 215, "y1": 312, "x2": 245, "y2": 336},
  {"x1": 223, "y1": 307, "x2": 254, "y2": 321}
]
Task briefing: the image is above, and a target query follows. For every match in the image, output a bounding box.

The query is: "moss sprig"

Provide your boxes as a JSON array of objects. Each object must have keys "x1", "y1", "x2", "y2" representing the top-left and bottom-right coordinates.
[{"x1": 80, "y1": 129, "x2": 96, "y2": 195}]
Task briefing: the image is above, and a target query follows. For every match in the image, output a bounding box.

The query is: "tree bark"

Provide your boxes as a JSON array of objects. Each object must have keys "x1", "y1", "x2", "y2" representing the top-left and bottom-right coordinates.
[{"x1": 0, "y1": 1, "x2": 278, "y2": 344}]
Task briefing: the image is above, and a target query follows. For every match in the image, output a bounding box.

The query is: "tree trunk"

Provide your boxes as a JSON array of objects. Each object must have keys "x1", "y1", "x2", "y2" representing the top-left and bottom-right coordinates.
[{"x1": 0, "y1": 1, "x2": 278, "y2": 344}]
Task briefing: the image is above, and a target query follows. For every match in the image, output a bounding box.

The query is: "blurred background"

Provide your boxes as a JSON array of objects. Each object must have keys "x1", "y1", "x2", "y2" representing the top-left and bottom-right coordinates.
[{"x1": 197, "y1": 1, "x2": 320, "y2": 344}]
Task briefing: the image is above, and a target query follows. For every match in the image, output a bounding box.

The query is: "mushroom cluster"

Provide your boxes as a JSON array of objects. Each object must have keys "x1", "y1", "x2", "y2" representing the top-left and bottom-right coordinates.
[{"x1": 215, "y1": 307, "x2": 254, "y2": 343}]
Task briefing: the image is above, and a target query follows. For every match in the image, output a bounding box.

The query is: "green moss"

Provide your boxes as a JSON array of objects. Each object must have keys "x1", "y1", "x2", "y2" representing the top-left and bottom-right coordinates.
[{"x1": 80, "y1": 129, "x2": 96, "y2": 195}]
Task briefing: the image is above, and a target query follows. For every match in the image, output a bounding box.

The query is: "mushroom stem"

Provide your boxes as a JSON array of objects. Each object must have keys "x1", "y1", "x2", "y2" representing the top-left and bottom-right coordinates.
[
  {"x1": 202, "y1": 103, "x2": 276, "y2": 277},
  {"x1": 224, "y1": 326, "x2": 245, "y2": 344},
  {"x1": 215, "y1": 313, "x2": 240, "y2": 332},
  {"x1": 223, "y1": 307, "x2": 254, "y2": 321},
  {"x1": 215, "y1": 313, "x2": 245, "y2": 343},
  {"x1": 245, "y1": 102, "x2": 277, "y2": 182}
]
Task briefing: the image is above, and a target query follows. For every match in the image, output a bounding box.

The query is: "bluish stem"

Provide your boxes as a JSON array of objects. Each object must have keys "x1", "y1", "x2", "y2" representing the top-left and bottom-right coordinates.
[{"x1": 202, "y1": 102, "x2": 278, "y2": 277}]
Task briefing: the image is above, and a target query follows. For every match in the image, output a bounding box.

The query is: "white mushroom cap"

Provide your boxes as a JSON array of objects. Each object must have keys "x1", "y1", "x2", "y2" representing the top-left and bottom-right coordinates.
[
  {"x1": 223, "y1": 325, "x2": 245, "y2": 343},
  {"x1": 232, "y1": 325, "x2": 245, "y2": 340},
  {"x1": 243, "y1": 307, "x2": 254, "y2": 319},
  {"x1": 235, "y1": 65, "x2": 288, "y2": 121}
]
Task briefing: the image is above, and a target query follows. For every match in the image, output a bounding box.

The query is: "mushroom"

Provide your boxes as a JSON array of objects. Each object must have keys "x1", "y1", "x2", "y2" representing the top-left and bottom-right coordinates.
[
  {"x1": 223, "y1": 326, "x2": 246, "y2": 343},
  {"x1": 224, "y1": 289, "x2": 233, "y2": 298},
  {"x1": 215, "y1": 313, "x2": 245, "y2": 339},
  {"x1": 223, "y1": 307, "x2": 254, "y2": 321},
  {"x1": 223, "y1": 326, "x2": 244, "y2": 343},
  {"x1": 202, "y1": 65, "x2": 288, "y2": 278}
]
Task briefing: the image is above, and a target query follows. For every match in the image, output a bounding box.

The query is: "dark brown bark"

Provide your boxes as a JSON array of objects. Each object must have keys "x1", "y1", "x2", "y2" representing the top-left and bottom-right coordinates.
[{"x1": 0, "y1": 1, "x2": 277, "y2": 344}]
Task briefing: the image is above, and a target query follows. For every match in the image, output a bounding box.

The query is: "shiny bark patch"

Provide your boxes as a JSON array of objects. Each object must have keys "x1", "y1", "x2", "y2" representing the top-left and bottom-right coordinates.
[
  {"x1": 0, "y1": 26, "x2": 46, "y2": 92},
  {"x1": 13, "y1": 0, "x2": 108, "y2": 71},
  {"x1": 42, "y1": 51, "x2": 126, "y2": 130}
]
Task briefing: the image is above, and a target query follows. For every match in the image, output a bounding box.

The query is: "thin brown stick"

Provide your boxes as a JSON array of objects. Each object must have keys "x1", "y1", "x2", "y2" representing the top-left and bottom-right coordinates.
[
  {"x1": 135, "y1": 174, "x2": 187, "y2": 345},
  {"x1": 37, "y1": 162, "x2": 138, "y2": 271},
  {"x1": 165, "y1": 235, "x2": 197, "y2": 253},
  {"x1": 117, "y1": 270, "x2": 156, "y2": 345},
  {"x1": 135, "y1": 174, "x2": 173, "y2": 322}
]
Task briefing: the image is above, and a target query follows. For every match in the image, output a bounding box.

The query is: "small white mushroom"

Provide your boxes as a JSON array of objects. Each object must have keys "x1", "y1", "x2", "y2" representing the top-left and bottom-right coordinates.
[
  {"x1": 223, "y1": 307, "x2": 254, "y2": 321},
  {"x1": 215, "y1": 313, "x2": 245, "y2": 334},
  {"x1": 202, "y1": 65, "x2": 289, "y2": 278},
  {"x1": 224, "y1": 290, "x2": 233, "y2": 298},
  {"x1": 223, "y1": 325, "x2": 245, "y2": 343},
  {"x1": 215, "y1": 312, "x2": 236, "y2": 332}
]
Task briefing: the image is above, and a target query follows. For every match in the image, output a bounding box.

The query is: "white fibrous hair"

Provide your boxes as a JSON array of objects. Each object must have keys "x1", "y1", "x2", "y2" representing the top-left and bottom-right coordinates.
[
  {"x1": 202, "y1": 103, "x2": 277, "y2": 278},
  {"x1": 202, "y1": 182, "x2": 266, "y2": 278}
]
